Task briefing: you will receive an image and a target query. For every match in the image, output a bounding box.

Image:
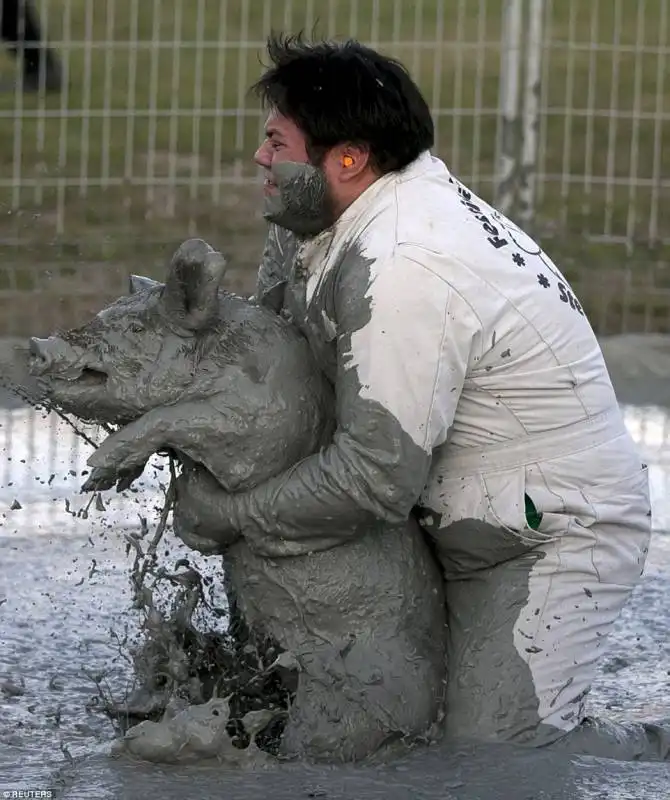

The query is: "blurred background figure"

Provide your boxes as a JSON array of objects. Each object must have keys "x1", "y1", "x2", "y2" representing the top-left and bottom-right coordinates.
[{"x1": 1, "y1": 0, "x2": 61, "y2": 92}]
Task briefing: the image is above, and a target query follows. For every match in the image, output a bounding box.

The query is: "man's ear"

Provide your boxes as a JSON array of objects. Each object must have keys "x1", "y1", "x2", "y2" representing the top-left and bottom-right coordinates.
[{"x1": 332, "y1": 143, "x2": 373, "y2": 181}]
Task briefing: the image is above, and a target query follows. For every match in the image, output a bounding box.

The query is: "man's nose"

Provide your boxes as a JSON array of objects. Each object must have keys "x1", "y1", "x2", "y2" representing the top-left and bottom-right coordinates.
[{"x1": 254, "y1": 142, "x2": 271, "y2": 168}]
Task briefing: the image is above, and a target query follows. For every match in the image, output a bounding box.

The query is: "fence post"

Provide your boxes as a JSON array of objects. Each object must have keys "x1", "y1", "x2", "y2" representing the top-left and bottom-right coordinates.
[
  {"x1": 495, "y1": 0, "x2": 523, "y2": 215},
  {"x1": 518, "y1": 0, "x2": 545, "y2": 228}
]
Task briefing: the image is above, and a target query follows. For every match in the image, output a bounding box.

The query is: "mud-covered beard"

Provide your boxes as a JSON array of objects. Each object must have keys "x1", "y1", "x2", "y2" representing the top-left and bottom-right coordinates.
[{"x1": 263, "y1": 161, "x2": 337, "y2": 237}]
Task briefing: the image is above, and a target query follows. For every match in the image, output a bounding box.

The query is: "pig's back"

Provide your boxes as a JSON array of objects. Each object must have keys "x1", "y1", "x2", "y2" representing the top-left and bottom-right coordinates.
[{"x1": 214, "y1": 292, "x2": 324, "y2": 378}]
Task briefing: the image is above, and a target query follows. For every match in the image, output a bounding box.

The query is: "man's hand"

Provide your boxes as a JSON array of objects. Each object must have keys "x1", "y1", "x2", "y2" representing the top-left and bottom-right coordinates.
[{"x1": 172, "y1": 462, "x2": 241, "y2": 555}]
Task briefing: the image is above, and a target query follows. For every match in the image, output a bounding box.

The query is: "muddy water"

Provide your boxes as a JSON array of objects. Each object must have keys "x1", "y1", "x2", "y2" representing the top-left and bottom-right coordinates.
[{"x1": 0, "y1": 404, "x2": 669, "y2": 798}]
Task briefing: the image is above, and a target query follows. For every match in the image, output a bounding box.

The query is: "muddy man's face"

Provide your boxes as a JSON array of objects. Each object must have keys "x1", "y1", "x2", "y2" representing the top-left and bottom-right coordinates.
[{"x1": 253, "y1": 111, "x2": 337, "y2": 236}]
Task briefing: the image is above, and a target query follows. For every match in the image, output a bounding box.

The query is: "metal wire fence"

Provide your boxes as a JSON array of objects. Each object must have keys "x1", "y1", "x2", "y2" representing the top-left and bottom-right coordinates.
[{"x1": 0, "y1": 0, "x2": 668, "y2": 337}]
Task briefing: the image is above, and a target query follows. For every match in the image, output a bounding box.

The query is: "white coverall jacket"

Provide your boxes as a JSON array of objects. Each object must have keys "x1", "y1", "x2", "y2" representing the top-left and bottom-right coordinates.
[{"x1": 247, "y1": 151, "x2": 652, "y2": 749}]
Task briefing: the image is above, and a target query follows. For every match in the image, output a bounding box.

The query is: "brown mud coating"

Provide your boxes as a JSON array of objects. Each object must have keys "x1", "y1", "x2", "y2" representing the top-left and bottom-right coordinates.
[{"x1": 26, "y1": 238, "x2": 447, "y2": 765}]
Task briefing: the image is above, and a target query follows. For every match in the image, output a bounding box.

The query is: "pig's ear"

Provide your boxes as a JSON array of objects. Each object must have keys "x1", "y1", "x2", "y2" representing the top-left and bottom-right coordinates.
[
  {"x1": 129, "y1": 274, "x2": 162, "y2": 295},
  {"x1": 161, "y1": 238, "x2": 228, "y2": 331}
]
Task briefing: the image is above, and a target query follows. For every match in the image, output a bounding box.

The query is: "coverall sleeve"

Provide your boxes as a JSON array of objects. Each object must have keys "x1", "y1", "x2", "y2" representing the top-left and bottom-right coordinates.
[
  {"x1": 253, "y1": 224, "x2": 294, "y2": 311},
  {"x1": 232, "y1": 244, "x2": 481, "y2": 556}
]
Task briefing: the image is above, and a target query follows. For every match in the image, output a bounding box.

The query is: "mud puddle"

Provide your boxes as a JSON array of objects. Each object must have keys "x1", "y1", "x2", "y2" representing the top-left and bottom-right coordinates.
[{"x1": 0, "y1": 404, "x2": 669, "y2": 798}]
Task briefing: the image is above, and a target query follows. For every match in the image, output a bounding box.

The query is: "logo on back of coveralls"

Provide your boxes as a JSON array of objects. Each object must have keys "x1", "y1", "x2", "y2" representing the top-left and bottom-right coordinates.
[{"x1": 490, "y1": 210, "x2": 543, "y2": 257}]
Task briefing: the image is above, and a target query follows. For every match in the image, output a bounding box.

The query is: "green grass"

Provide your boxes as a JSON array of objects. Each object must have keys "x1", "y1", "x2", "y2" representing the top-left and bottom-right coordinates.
[{"x1": 0, "y1": 0, "x2": 668, "y2": 335}]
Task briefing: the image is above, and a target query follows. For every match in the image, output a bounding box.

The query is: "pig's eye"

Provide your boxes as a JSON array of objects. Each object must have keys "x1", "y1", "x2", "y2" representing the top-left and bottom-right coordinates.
[{"x1": 128, "y1": 323, "x2": 145, "y2": 334}]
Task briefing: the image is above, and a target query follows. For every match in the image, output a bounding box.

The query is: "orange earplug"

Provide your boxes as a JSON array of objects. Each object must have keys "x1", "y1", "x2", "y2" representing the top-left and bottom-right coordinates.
[{"x1": 342, "y1": 155, "x2": 354, "y2": 168}]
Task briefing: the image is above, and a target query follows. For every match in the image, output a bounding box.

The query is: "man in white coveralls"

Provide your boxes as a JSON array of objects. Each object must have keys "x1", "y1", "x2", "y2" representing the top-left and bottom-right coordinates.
[{"x1": 154, "y1": 35, "x2": 668, "y2": 759}]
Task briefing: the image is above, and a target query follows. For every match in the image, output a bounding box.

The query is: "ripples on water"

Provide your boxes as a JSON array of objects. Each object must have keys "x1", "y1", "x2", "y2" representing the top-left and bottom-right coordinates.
[{"x1": 0, "y1": 404, "x2": 668, "y2": 797}]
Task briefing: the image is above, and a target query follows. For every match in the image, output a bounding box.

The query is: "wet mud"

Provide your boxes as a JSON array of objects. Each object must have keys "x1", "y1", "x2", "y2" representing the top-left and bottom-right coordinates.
[
  {"x1": 49, "y1": 739, "x2": 670, "y2": 800},
  {"x1": 0, "y1": 403, "x2": 668, "y2": 798}
]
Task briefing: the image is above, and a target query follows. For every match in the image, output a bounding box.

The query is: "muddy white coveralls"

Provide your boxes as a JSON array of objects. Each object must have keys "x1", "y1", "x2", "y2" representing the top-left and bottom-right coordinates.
[{"x1": 244, "y1": 151, "x2": 662, "y2": 757}]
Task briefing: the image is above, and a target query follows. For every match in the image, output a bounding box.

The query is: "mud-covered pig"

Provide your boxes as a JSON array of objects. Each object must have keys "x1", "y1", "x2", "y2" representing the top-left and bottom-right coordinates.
[
  {"x1": 28, "y1": 239, "x2": 447, "y2": 763},
  {"x1": 29, "y1": 242, "x2": 331, "y2": 493}
]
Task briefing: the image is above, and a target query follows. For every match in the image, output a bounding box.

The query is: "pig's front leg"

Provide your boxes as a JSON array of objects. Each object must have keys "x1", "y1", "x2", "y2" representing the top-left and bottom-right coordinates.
[
  {"x1": 83, "y1": 402, "x2": 210, "y2": 492},
  {"x1": 81, "y1": 462, "x2": 146, "y2": 493}
]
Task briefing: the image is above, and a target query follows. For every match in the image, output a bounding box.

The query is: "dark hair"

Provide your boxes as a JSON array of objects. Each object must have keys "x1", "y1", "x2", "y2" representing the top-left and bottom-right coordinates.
[{"x1": 251, "y1": 32, "x2": 435, "y2": 174}]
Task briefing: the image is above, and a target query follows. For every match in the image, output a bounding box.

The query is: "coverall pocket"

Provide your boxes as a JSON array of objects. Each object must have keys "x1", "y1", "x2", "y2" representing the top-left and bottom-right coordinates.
[
  {"x1": 425, "y1": 467, "x2": 548, "y2": 544},
  {"x1": 578, "y1": 464, "x2": 650, "y2": 514},
  {"x1": 527, "y1": 463, "x2": 652, "y2": 586},
  {"x1": 480, "y1": 468, "x2": 555, "y2": 544},
  {"x1": 579, "y1": 465, "x2": 652, "y2": 586}
]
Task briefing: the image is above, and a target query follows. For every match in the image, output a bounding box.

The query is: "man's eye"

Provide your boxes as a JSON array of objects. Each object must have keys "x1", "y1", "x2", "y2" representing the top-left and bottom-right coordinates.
[{"x1": 129, "y1": 323, "x2": 145, "y2": 334}]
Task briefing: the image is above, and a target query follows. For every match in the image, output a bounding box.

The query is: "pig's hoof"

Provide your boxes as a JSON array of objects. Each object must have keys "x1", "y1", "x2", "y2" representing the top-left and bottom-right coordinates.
[
  {"x1": 82, "y1": 464, "x2": 146, "y2": 493},
  {"x1": 115, "y1": 464, "x2": 146, "y2": 492},
  {"x1": 81, "y1": 466, "x2": 118, "y2": 492}
]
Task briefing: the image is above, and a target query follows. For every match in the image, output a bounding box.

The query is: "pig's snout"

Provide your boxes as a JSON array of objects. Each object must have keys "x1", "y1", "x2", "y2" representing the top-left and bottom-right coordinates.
[{"x1": 29, "y1": 336, "x2": 83, "y2": 378}]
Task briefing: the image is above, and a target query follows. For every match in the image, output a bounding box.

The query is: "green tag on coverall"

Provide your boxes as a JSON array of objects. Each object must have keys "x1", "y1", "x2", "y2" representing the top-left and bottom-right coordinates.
[{"x1": 524, "y1": 494, "x2": 543, "y2": 531}]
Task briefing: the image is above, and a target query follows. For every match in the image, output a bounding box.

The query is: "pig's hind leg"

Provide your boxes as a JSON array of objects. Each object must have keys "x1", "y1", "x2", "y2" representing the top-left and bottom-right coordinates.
[{"x1": 82, "y1": 400, "x2": 222, "y2": 492}]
